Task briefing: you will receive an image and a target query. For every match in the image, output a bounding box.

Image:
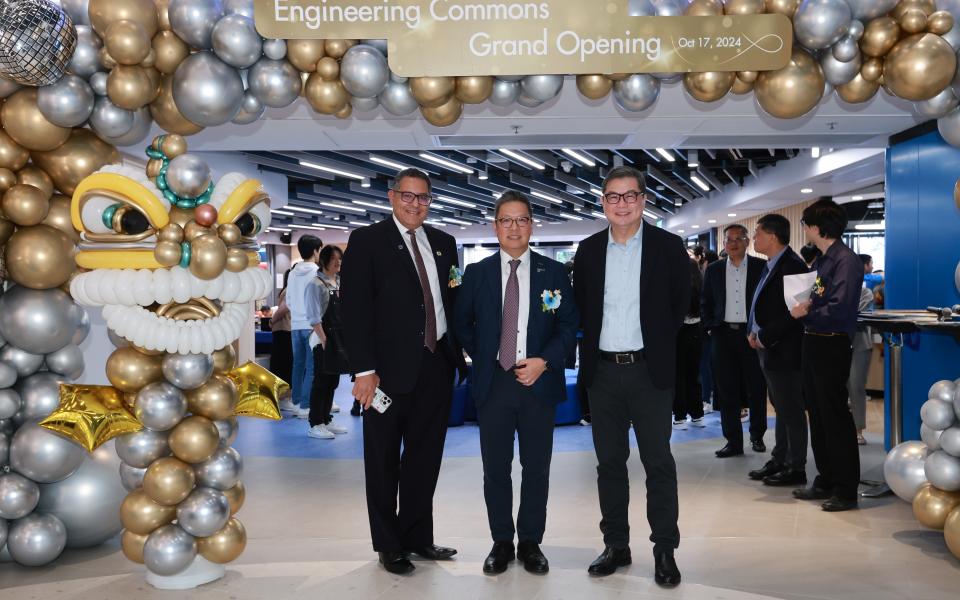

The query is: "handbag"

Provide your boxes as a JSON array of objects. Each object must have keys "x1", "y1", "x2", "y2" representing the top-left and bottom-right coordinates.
[{"x1": 319, "y1": 279, "x2": 350, "y2": 374}]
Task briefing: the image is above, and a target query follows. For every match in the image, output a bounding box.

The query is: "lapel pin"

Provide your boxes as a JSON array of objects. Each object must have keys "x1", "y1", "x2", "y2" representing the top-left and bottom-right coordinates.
[
  {"x1": 397, "y1": 244, "x2": 404, "y2": 250},
  {"x1": 436, "y1": 251, "x2": 442, "y2": 256}
]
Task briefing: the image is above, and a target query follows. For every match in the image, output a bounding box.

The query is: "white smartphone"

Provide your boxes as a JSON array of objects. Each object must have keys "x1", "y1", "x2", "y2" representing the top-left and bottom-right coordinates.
[{"x1": 370, "y1": 388, "x2": 393, "y2": 413}]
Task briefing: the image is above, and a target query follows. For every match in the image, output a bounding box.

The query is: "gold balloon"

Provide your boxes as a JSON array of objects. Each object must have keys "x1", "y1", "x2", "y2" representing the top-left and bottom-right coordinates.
[
  {"x1": 120, "y1": 489, "x2": 176, "y2": 535},
  {"x1": 315, "y1": 56, "x2": 340, "y2": 81},
  {"x1": 731, "y1": 77, "x2": 755, "y2": 94},
  {"x1": 3, "y1": 184, "x2": 49, "y2": 226},
  {"x1": 725, "y1": 0, "x2": 765, "y2": 14},
  {"x1": 121, "y1": 530, "x2": 148, "y2": 563},
  {"x1": 1, "y1": 89, "x2": 71, "y2": 152},
  {"x1": 186, "y1": 375, "x2": 238, "y2": 421},
  {"x1": 861, "y1": 17, "x2": 901, "y2": 58},
  {"x1": 420, "y1": 96, "x2": 463, "y2": 127},
  {"x1": 156, "y1": 0, "x2": 171, "y2": 31},
  {"x1": 106, "y1": 19, "x2": 151, "y2": 66},
  {"x1": 106, "y1": 346, "x2": 163, "y2": 393},
  {"x1": 860, "y1": 58, "x2": 884, "y2": 82},
  {"x1": 108, "y1": 65, "x2": 157, "y2": 110},
  {"x1": 455, "y1": 76, "x2": 493, "y2": 104},
  {"x1": 152, "y1": 31, "x2": 189, "y2": 75},
  {"x1": 946, "y1": 506, "x2": 960, "y2": 559},
  {"x1": 287, "y1": 39, "x2": 326, "y2": 72},
  {"x1": 324, "y1": 39, "x2": 355, "y2": 59},
  {"x1": 883, "y1": 33, "x2": 957, "y2": 101},
  {"x1": 893, "y1": 0, "x2": 936, "y2": 20},
  {"x1": 0, "y1": 168, "x2": 14, "y2": 192},
  {"x1": 141, "y1": 48, "x2": 157, "y2": 69},
  {"x1": 197, "y1": 518, "x2": 247, "y2": 564},
  {"x1": 928, "y1": 11, "x2": 955, "y2": 35},
  {"x1": 143, "y1": 457, "x2": 197, "y2": 506},
  {"x1": 304, "y1": 73, "x2": 349, "y2": 114},
  {"x1": 410, "y1": 77, "x2": 456, "y2": 108},
  {"x1": 16, "y1": 165, "x2": 52, "y2": 197},
  {"x1": 39, "y1": 384, "x2": 141, "y2": 451},
  {"x1": 41, "y1": 194, "x2": 79, "y2": 242},
  {"x1": 227, "y1": 361, "x2": 286, "y2": 420},
  {"x1": 158, "y1": 222, "x2": 184, "y2": 243},
  {"x1": 225, "y1": 247, "x2": 248, "y2": 272},
  {"x1": 912, "y1": 484, "x2": 960, "y2": 530},
  {"x1": 160, "y1": 133, "x2": 188, "y2": 158},
  {"x1": 223, "y1": 481, "x2": 245, "y2": 515},
  {"x1": 154, "y1": 240, "x2": 182, "y2": 267},
  {"x1": 183, "y1": 222, "x2": 211, "y2": 241},
  {"x1": 31, "y1": 129, "x2": 121, "y2": 196},
  {"x1": 335, "y1": 103, "x2": 353, "y2": 119},
  {"x1": 836, "y1": 73, "x2": 880, "y2": 103},
  {"x1": 168, "y1": 416, "x2": 220, "y2": 464},
  {"x1": 764, "y1": 0, "x2": 798, "y2": 15},
  {"x1": 5, "y1": 225, "x2": 75, "y2": 289},
  {"x1": 683, "y1": 71, "x2": 735, "y2": 102},
  {"x1": 0, "y1": 130, "x2": 29, "y2": 171},
  {"x1": 0, "y1": 218, "x2": 11, "y2": 244},
  {"x1": 900, "y1": 8, "x2": 929, "y2": 34},
  {"x1": 89, "y1": 0, "x2": 159, "y2": 38},
  {"x1": 755, "y1": 48, "x2": 824, "y2": 119},
  {"x1": 99, "y1": 47, "x2": 118, "y2": 70},
  {"x1": 146, "y1": 158, "x2": 163, "y2": 178},
  {"x1": 150, "y1": 76, "x2": 203, "y2": 136},
  {"x1": 576, "y1": 74, "x2": 613, "y2": 100},
  {"x1": 605, "y1": 73, "x2": 629, "y2": 81},
  {"x1": 213, "y1": 345, "x2": 238, "y2": 374},
  {"x1": 217, "y1": 222, "x2": 241, "y2": 245},
  {"x1": 737, "y1": 70, "x2": 759, "y2": 84},
  {"x1": 189, "y1": 234, "x2": 228, "y2": 280},
  {"x1": 686, "y1": 0, "x2": 723, "y2": 15}
]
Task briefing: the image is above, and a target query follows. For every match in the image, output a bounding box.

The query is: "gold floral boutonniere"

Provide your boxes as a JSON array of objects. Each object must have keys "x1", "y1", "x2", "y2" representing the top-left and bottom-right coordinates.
[
  {"x1": 812, "y1": 276, "x2": 825, "y2": 297},
  {"x1": 541, "y1": 289, "x2": 562, "y2": 313},
  {"x1": 448, "y1": 265, "x2": 463, "y2": 288}
]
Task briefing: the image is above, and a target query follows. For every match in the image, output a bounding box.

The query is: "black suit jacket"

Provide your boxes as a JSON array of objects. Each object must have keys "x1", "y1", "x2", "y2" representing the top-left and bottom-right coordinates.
[
  {"x1": 701, "y1": 255, "x2": 766, "y2": 331},
  {"x1": 340, "y1": 218, "x2": 467, "y2": 395},
  {"x1": 751, "y1": 247, "x2": 808, "y2": 371},
  {"x1": 573, "y1": 222, "x2": 690, "y2": 390}
]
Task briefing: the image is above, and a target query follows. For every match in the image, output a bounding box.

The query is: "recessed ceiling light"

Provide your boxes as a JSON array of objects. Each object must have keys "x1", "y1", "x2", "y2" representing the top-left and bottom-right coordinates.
[
  {"x1": 286, "y1": 206, "x2": 324, "y2": 215},
  {"x1": 691, "y1": 224, "x2": 700, "y2": 229},
  {"x1": 368, "y1": 154, "x2": 410, "y2": 170},
  {"x1": 677, "y1": 229, "x2": 685, "y2": 234},
  {"x1": 436, "y1": 195, "x2": 477, "y2": 208},
  {"x1": 727, "y1": 213, "x2": 737, "y2": 217},
  {"x1": 361, "y1": 178, "x2": 371, "y2": 188},
  {"x1": 852, "y1": 195, "x2": 863, "y2": 200},
  {"x1": 531, "y1": 190, "x2": 563, "y2": 204},
  {"x1": 801, "y1": 188, "x2": 813, "y2": 194},
  {"x1": 655, "y1": 148, "x2": 676, "y2": 162},
  {"x1": 559, "y1": 212, "x2": 583, "y2": 221},
  {"x1": 687, "y1": 150, "x2": 699, "y2": 168},
  {"x1": 499, "y1": 148, "x2": 546, "y2": 170},
  {"x1": 478, "y1": 170, "x2": 489, "y2": 180},
  {"x1": 270, "y1": 209, "x2": 294, "y2": 216},
  {"x1": 299, "y1": 160, "x2": 365, "y2": 180},
  {"x1": 561, "y1": 148, "x2": 596, "y2": 167},
  {"x1": 708, "y1": 219, "x2": 717, "y2": 224},
  {"x1": 590, "y1": 187, "x2": 603, "y2": 196},
  {"x1": 418, "y1": 152, "x2": 474, "y2": 174},
  {"x1": 812, "y1": 147, "x2": 821, "y2": 158},
  {"x1": 319, "y1": 202, "x2": 366, "y2": 213},
  {"x1": 690, "y1": 175, "x2": 710, "y2": 192}
]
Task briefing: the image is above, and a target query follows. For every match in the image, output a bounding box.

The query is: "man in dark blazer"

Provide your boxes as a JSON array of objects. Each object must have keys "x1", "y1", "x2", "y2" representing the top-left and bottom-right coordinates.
[
  {"x1": 453, "y1": 191, "x2": 578, "y2": 576},
  {"x1": 746, "y1": 214, "x2": 810, "y2": 487},
  {"x1": 573, "y1": 166, "x2": 689, "y2": 587},
  {"x1": 701, "y1": 225, "x2": 768, "y2": 457},
  {"x1": 341, "y1": 168, "x2": 467, "y2": 575}
]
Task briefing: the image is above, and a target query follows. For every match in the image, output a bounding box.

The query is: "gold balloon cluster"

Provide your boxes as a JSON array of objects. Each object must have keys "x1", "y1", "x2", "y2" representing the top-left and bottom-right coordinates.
[
  {"x1": 90, "y1": 0, "x2": 162, "y2": 111},
  {"x1": 912, "y1": 483, "x2": 960, "y2": 560}
]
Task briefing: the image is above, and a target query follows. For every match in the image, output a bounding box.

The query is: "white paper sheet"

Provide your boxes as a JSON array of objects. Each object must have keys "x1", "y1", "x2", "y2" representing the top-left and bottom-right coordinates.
[{"x1": 783, "y1": 272, "x2": 819, "y2": 309}]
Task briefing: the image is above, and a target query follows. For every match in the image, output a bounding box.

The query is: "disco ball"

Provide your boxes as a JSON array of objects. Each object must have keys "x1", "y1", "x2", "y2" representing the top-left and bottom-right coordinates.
[{"x1": 0, "y1": 0, "x2": 77, "y2": 86}]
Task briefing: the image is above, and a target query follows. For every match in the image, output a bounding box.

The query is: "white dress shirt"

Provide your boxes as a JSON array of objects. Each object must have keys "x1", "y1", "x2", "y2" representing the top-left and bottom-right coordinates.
[
  {"x1": 393, "y1": 215, "x2": 447, "y2": 340},
  {"x1": 497, "y1": 248, "x2": 530, "y2": 363},
  {"x1": 599, "y1": 226, "x2": 645, "y2": 352},
  {"x1": 724, "y1": 258, "x2": 748, "y2": 323}
]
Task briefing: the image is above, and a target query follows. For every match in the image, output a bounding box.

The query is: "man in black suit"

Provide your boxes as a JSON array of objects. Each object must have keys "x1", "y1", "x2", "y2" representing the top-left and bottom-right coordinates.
[
  {"x1": 701, "y1": 225, "x2": 768, "y2": 457},
  {"x1": 341, "y1": 168, "x2": 466, "y2": 575},
  {"x1": 453, "y1": 191, "x2": 578, "y2": 576},
  {"x1": 746, "y1": 214, "x2": 810, "y2": 486},
  {"x1": 573, "y1": 166, "x2": 689, "y2": 587}
]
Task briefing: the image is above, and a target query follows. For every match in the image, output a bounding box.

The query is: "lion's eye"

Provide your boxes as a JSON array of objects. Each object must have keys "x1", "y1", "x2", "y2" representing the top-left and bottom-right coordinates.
[
  {"x1": 117, "y1": 208, "x2": 150, "y2": 235},
  {"x1": 235, "y1": 212, "x2": 259, "y2": 237}
]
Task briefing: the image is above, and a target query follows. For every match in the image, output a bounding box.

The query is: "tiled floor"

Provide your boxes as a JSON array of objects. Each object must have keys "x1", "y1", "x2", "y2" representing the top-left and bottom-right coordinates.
[{"x1": 2, "y1": 391, "x2": 958, "y2": 599}]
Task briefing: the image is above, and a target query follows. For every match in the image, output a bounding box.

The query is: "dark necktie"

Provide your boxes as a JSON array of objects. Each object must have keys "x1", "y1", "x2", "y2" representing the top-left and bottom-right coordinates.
[
  {"x1": 499, "y1": 259, "x2": 520, "y2": 370},
  {"x1": 748, "y1": 262, "x2": 770, "y2": 333},
  {"x1": 407, "y1": 229, "x2": 437, "y2": 352}
]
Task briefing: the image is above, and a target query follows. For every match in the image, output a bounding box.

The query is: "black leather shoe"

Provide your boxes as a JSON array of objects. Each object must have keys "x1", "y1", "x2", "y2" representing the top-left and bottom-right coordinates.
[
  {"x1": 654, "y1": 551, "x2": 681, "y2": 587},
  {"x1": 482, "y1": 541, "x2": 515, "y2": 575},
  {"x1": 751, "y1": 439, "x2": 766, "y2": 453},
  {"x1": 763, "y1": 468, "x2": 807, "y2": 487},
  {"x1": 588, "y1": 546, "x2": 631, "y2": 576},
  {"x1": 406, "y1": 544, "x2": 457, "y2": 560},
  {"x1": 715, "y1": 444, "x2": 744, "y2": 458},
  {"x1": 517, "y1": 541, "x2": 549, "y2": 574},
  {"x1": 748, "y1": 460, "x2": 784, "y2": 481},
  {"x1": 792, "y1": 485, "x2": 832, "y2": 500},
  {"x1": 379, "y1": 552, "x2": 415, "y2": 575},
  {"x1": 821, "y1": 496, "x2": 858, "y2": 512}
]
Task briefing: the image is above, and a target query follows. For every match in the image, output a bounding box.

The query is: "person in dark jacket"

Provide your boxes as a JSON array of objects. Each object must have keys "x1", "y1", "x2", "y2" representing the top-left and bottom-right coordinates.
[{"x1": 673, "y1": 258, "x2": 705, "y2": 429}]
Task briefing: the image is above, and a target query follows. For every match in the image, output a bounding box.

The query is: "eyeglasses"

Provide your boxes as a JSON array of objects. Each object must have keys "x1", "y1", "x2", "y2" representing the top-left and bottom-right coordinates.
[
  {"x1": 394, "y1": 190, "x2": 433, "y2": 205},
  {"x1": 496, "y1": 216, "x2": 532, "y2": 228},
  {"x1": 602, "y1": 190, "x2": 644, "y2": 204},
  {"x1": 724, "y1": 236, "x2": 748, "y2": 244}
]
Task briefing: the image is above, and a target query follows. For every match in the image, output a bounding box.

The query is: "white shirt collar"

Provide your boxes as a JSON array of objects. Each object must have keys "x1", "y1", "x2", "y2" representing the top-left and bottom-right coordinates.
[
  {"x1": 393, "y1": 213, "x2": 423, "y2": 237},
  {"x1": 606, "y1": 223, "x2": 643, "y2": 248},
  {"x1": 500, "y1": 247, "x2": 531, "y2": 266}
]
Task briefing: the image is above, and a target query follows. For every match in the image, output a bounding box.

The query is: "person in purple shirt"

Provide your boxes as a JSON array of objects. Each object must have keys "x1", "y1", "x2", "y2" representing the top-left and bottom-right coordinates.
[{"x1": 789, "y1": 199, "x2": 863, "y2": 512}]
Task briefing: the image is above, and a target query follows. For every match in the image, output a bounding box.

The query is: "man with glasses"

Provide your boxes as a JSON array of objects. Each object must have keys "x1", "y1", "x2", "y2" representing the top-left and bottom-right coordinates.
[
  {"x1": 453, "y1": 191, "x2": 578, "y2": 576},
  {"x1": 341, "y1": 168, "x2": 467, "y2": 574},
  {"x1": 573, "y1": 166, "x2": 689, "y2": 586}
]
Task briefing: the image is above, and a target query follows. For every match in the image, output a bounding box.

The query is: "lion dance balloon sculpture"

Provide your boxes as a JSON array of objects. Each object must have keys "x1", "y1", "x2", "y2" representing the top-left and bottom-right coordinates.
[{"x1": 40, "y1": 133, "x2": 286, "y2": 588}]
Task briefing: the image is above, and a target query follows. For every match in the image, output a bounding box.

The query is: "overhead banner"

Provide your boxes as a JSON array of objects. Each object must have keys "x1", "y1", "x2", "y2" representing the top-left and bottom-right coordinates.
[{"x1": 254, "y1": 0, "x2": 793, "y2": 77}]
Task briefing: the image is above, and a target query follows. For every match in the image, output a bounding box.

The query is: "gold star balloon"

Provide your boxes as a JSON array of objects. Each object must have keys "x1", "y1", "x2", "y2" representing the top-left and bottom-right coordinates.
[
  {"x1": 226, "y1": 361, "x2": 287, "y2": 420},
  {"x1": 41, "y1": 384, "x2": 143, "y2": 452}
]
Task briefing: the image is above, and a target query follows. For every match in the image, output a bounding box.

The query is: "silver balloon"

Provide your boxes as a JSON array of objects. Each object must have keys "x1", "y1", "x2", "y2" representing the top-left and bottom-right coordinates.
[
  {"x1": 925, "y1": 450, "x2": 960, "y2": 491},
  {"x1": 172, "y1": 51, "x2": 244, "y2": 126},
  {"x1": 166, "y1": 154, "x2": 212, "y2": 198},
  {"x1": 0, "y1": 346, "x2": 43, "y2": 378},
  {"x1": 921, "y1": 398, "x2": 956, "y2": 431},
  {"x1": 613, "y1": 74, "x2": 661, "y2": 112},
  {"x1": 938, "y1": 106, "x2": 960, "y2": 148},
  {"x1": 916, "y1": 88, "x2": 960, "y2": 119},
  {"x1": 845, "y1": 0, "x2": 897, "y2": 20},
  {"x1": 941, "y1": 427, "x2": 960, "y2": 457},
  {"x1": 0, "y1": 472, "x2": 39, "y2": 519},
  {"x1": 71, "y1": 307, "x2": 90, "y2": 346},
  {"x1": 652, "y1": 0, "x2": 687, "y2": 16},
  {"x1": 13, "y1": 372, "x2": 64, "y2": 425},
  {"x1": 628, "y1": 0, "x2": 656, "y2": 16},
  {"x1": 516, "y1": 92, "x2": 543, "y2": 108},
  {"x1": 0, "y1": 419, "x2": 12, "y2": 436},
  {"x1": 44, "y1": 344, "x2": 84, "y2": 379},
  {"x1": 115, "y1": 429, "x2": 170, "y2": 469},
  {"x1": 922, "y1": 423, "x2": 944, "y2": 452},
  {"x1": 378, "y1": 81, "x2": 418, "y2": 115},
  {"x1": 943, "y1": 24, "x2": 960, "y2": 50},
  {"x1": 193, "y1": 446, "x2": 242, "y2": 490},
  {"x1": 144, "y1": 524, "x2": 197, "y2": 576},
  {"x1": 0, "y1": 75, "x2": 19, "y2": 99},
  {"x1": 652, "y1": 72, "x2": 683, "y2": 83},
  {"x1": 90, "y1": 95, "x2": 135, "y2": 139},
  {"x1": 107, "y1": 328, "x2": 130, "y2": 349},
  {"x1": 0, "y1": 390, "x2": 17, "y2": 421},
  {"x1": 37, "y1": 441, "x2": 125, "y2": 548},
  {"x1": 339, "y1": 44, "x2": 389, "y2": 99},
  {"x1": 9, "y1": 421, "x2": 85, "y2": 483},
  {"x1": 831, "y1": 36, "x2": 859, "y2": 63},
  {"x1": 0, "y1": 430, "x2": 8, "y2": 467},
  {"x1": 89, "y1": 71, "x2": 108, "y2": 96},
  {"x1": 223, "y1": 0, "x2": 254, "y2": 18},
  {"x1": 361, "y1": 39, "x2": 389, "y2": 55},
  {"x1": 60, "y1": 0, "x2": 90, "y2": 25},
  {"x1": 213, "y1": 417, "x2": 238, "y2": 446},
  {"x1": 352, "y1": 95, "x2": 379, "y2": 112},
  {"x1": 176, "y1": 486, "x2": 229, "y2": 537},
  {"x1": 248, "y1": 58, "x2": 300, "y2": 108},
  {"x1": 262, "y1": 38, "x2": 286, "y2": 60},
  {"x1": 0, "y1": 518, "x2": 6, "y2": 550},
  {"x1": 67, "y1": 26, "x2": 102, "y2": 79},
  {"x1": 100, "y1": 106, "x2": 152, "y2": 147},
  {"x1": 521, "y1": 75, "x2": 563, "y2": 102},
  {"x1": 6, "y1": 513, "x2": 66, "y2": 567},
  {"x1": 162, "y1": 353, "x2": 214, "y2": 390},
  {"x1": 495, "y1": 75, "x2": 524, "y2": 82},
  {"x1": 489, "y1": 78, "x2": 521, "y2": 106},
  {"x1": 0, "y1": 361, "x2": 17, "y2": 389},
  {"x1": 119, "y1": 462, "x2": 147, "y2": 491},
  {"x1": 390, "y1": 72, "x2": 408, "y2": 84},
  {"x1": 883, "y1": 441, "x2": 929, "y2": 502},
  {"x1": 211, "y1": 14, "x2": 262, "y2": 69},
  {"x1": 821, "y1": 49, "x2": 861, "y2": 86},
  {"x1": 135, "y1": 382, "x2": 188, "y2": 432},
  {"x1": 231, "y1": 91, "x2": 264, "y2": 124},
  {"x1": 0, "y1": 286, "x2": 79, "y2": 355},
  {"x1": 37, "y1": 74, "x2": 95, "y2": 128},
  {"x1": 929, "y1": 379, "x2": 956, "y2": 403},
  {"x1": 169, "y1": 0, "x2": 224, "y2": 50},
  {"x1": 793, "y1": 0, "x2": 852, "y2": 50},
  {"x1": 822, "y1": 81, "x2": 834, "y2": 100},
  {"x1": 847, "y1": 20, "x2": 865, "y2": 41}
]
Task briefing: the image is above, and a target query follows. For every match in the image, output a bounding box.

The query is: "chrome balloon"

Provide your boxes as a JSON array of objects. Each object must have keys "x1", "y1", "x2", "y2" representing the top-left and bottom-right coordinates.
[
  {"x1": 915, "y1": 88, "x2": 960, "y2": 119},
  {"x1": 378, "y1": 80, "x2": 419, "y2": 115},
  {"x1": 612, "y1": 74, "x2": 661, "y2": 112},
  {"x1": 176, "y1": 486, "x2": 230, "y2": 537},
  {"x1": 925, "y1": 450, "x2": 960, "y2": 491},
  {"x1": 144, "y1": 524, "x2": 197, "y2": 575},
  {"x1": 351, "y1": 95, "x2": 380, "y2": 112},
  {"x1": 37, "y1": 74, "x2": 95, "y2": 128},
  {"x1": 166, "y1": 154, "x2": 212, "y2": 198},
  {"x1": 521, "y1": 75, "x2": 563, "y2": 102},
  {"x1": 845, "y1": 0, "x2": 897, "y2": 20},
  {"x1": 231, "y1": 91, "x2": 264, "y2": 124},
  {"x1": 71, "y1": 307, "x2": 91, "y2": 346},
  {"x1": 0, "y1": 286, "x2": 80, "y2": 355},
  {"x1": 10, "y1": 421, "x2": 85, "y2": 483},
  {"x1": 172, "y1": 51, "x2": 244, "y2": 127},
  {"x1": 489, "y1": 78, "x2": 521, "y2": 106},
  {"x1": 66, "y1": 25, "x2": 102, "y2": 78},
  {"x1": 13, "y1": 372, "x2": 64, "y2": 425},
  {"x1": 60, "y1": 0, "x2": 90, "y2": 25},
  {"x1": 119, "y1": 461, "x2": 148, "y2": 491},
  {"x1": 0, "y1": 472, "x2": 40, "y2": 519},
  {"x1": 135, "y1": 382, "x2": 188, "y2": 432},
  {"x1": 90, "y1": 95, "x2": 136, "y2": 139},
  {"x1": 831, "y1": 35, "x2": 859, "y2": 63},
  {"x1": 938, "y1": 106, "x2": 960, "y2": 147},
  {"x1": 89, "y1": 71, "x2": 108, "y2": 96},
  {"x1": 213, "y1": 417, "x2": 238, "y2": 446},
  {"x1": 628, "y1": 0, "x2": 656, "y2": 15},
  {"x1": 922, "y1": 423, "x2": 945, "y2": 452},
  {"x1": 0, "y1": 362, "x2": 17, "y2": 389},
  {"x1": 793, "y1": 0, "x2": 852, "y2": 50},
  {"x1": 821, "y1": 49, "x2": 861, "y2": 86},
  {"x1": 168, "y1": 0, "x2": 224, "y2": 50},
  {"x1": 5, "y1": 513, "x2": 66, "y2": 566},
  {"x1": 883, "y1": 441, "x2": 929, "y2": 502},
  {"x1": 922, "y1": 397, "x2": 956, "y2": 431},
  {"x1": 115, "y1": 429, "x2": 171, "y2": 469},
  {"x1": 211, "y1": 14, "x2": 262, "y2": 69},
  {"x1": 516, "y1": 92, "x2": 543, "y2": 108},
  {"x1": 0, "y1": 389, "x2": 17, "y2": 421},
  {"x1": 248, "y1": 58, "x2": 300, "y2": 108},
  {"x1": 361, "y1": 39, "x2": 389, "y2": 55},
  {"x1": 193, "y1": 446, "x2": 242, "y2": 490},
  {"x1": 44, "y1": 344, "x2": 85, "y2": 379},
  {"x1": 223, "y1": 0, "x2": 254, "y2": 17},
  {"x1": 339, "y1": 44, "x2": 390, "y2": 99},
  {"x1": 162, "y1": 353, "x2": 214, "y2": 390},
  {"x1": 261, "y1": 38, "x2": 286, "y2": 60},
  {"x1": 101, "y1": 107, "x2": 153, "y2": 148},
  {"x1": 941, "y1": 427, "x2": 960, "y2": 457},
  {"x1": 0, "y1": 346, "x2": 44, "y2": 378}
]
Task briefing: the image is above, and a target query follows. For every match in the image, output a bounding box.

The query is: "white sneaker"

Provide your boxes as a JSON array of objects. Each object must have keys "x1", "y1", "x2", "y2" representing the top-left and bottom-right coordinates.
[
  {"x1": 307, "y1": 424, "x2": 335, "y2": 439},
  {"x1": 740, "y1": 409, "x2": 749, "y2": 423},
  {"x1": 691, "y1": 417, "x2": 706, "y2": 428},
  {"x1": 279, "y1": 399, "x2": 298, "y2": 413},
  {"x1": 672, "y1": 419, "x2": 688, "y2": 430},
  {"x1": 296, "y1": 406, "x2": 310, "y2": 419},
  {"x1": 330, "y1": 402, "x2": 340, "y2": 413},
  {"x1": 326, "y1": 420, "x2": 348, "y2": 434},
  {"x1": 703, "y1": 402, "x2": 714, "y2": 414}
]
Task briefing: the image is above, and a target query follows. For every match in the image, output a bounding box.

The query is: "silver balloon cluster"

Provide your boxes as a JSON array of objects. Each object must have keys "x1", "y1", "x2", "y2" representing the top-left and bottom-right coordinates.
[
  {"x1": 0, "y1": 0, "x2": 77, "y2": 86},
  {"x1": 0, "y1": 285, "x2": 123, "y2": 567},
  {"x1": 918, "y1": 379, "x2": 960, "y2": 491}
]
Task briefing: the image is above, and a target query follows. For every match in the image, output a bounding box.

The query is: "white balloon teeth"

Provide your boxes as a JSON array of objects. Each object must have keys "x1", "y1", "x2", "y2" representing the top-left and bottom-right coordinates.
[
  {"x1": 102, "y1": 302, "x2": 253, "y2": 355},
  {"x1": 70, "y1": 267, "x2": 272, "y2": 308}
]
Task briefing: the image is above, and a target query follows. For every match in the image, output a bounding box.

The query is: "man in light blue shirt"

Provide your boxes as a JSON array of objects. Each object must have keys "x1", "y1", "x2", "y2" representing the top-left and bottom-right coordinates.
[{"x1": 599, "y1": 227, "x2": 643, "y2": 352}]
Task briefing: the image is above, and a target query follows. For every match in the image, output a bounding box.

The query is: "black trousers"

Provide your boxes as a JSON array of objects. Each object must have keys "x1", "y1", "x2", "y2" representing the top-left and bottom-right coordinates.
[
  {"x1": 588, "y1": 357, "x2": 679, "y2": 552},
  {"x1": 270, "y1": 330, "x2": 292, "y2": 386},
  {"x1": 760, "y1": 360, "x2": 808, "y2": 470},
  {"x1": 802, "y1": 334, "x2": 860, "y2": 500},
  {"x1": 673, "y1": 323, "x2": 704, "y2": 421},
  {"x1": 477, "y1": 368, "x2": 555, "y2": 544},
  {"x1": 711, "y1": 326, "x2": 767, "y2": 448},
  {"x1": 308, "y1": 346, "x2": 340, "y2": 427},
  {"x1": 362, "y1": 346, "x2": 454, "y2": 553}
]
